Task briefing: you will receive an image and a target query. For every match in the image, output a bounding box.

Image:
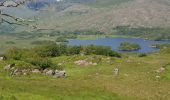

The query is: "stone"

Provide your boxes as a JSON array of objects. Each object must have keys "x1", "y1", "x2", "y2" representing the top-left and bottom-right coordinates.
[
  {"x1": 11, "y1": 69, "x2": 22, "y2": 76},
  {"x1": 53, "y1": 70, "x2": 66, "y2": 78},
  {"x1": 43, "y1": 69, "x2": 49, "y2": 74},
  {"x1": 74, "y1": 60, "x2": 95, "y2": 66},
  {"x1": 46, "y1": 70, "x2": 54, "y2": 76},
  {"x1": 32, "y1": 69, "x2": 41, "y2": 73},
  {"x1": 156, "y1": 67, "x2": 165, "y2": 73},
  {"x1": 4, "y1": 64, "x2": 15, "y2": 70},
  {"x1": 0, "y1": 57, "x2": 5, "y2": 61},
  {"x1": 3, "y1": 1, "x2": 18, "y2": 7},
  {"x1": 156, "y1": 75, "x2": 160, "y2": 79},
  {"x1": 58, "y1": 63, "x2": 62, "y2": 66},
  {"x1": 113, "y1": 68, "x2": 119, "y2": 76},
  {"x1": 92, "y1": 63, "x2": 97, "y2": 66}
]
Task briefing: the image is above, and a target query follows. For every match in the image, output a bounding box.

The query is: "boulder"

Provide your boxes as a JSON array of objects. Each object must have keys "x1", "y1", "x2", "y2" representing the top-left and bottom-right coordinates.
[
  {"x1": 11, "y1": 69, "x2": 30, "y2": 76},
  {"x1": 3, "y1": 1, "x2": 18, "y2": 7},
  {"x1": 4, "y1": 64, "x2": 15, "y2": 70},
  {"x1": 156, "y1": 75, "x2": 160, "y2": 79},
  {"x1": 113, "y1": 68, "x2": 119, "y2": 76},
  {"x1": 21, "y1": 69, "x2": 30, "y2": 75},
  {"x1": 46, "y1": 70, "x2": 54, "y2": 76},
  {"x1": 11, "y1": 69, "x2": 22, "y2": 76},
  {"x1": 0, "y1": 57, "x2": 5, "y2": 61},
  {"x1": 32, "y1": 69, "x2": 41, "y2": 73},
  {"x1": 74, "y1": 60, "x2": 97, "y2": 66},
  {"x1": 92, "y1": 63, "x2": 97, "y2": 66},
  {"x1": 156, "y1": 67, "x2": 165, "y2": 73},
  {"x1": 43, "y1": 69, "x2": 49, "y2": 74},
  {"x1": 53, "y1": 70, "x2": 66, "y2": 78}
]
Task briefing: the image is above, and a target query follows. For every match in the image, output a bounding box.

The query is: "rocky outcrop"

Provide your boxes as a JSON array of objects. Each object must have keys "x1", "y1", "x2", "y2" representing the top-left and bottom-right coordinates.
[
  {"x1": 74, "y1": 60, "x2": 97, "y2": 66},
  {"x1": 4, "y1": 64, "x2": 15, "y2": 70},
  {"x1": 4, "y1": 64, "x2": 66, "y2": 78}
]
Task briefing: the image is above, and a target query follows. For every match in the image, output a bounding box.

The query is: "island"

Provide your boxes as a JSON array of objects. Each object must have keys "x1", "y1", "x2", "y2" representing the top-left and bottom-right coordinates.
[{"x1": 119, "y1": 42, "x2": 141, "y2": 51}]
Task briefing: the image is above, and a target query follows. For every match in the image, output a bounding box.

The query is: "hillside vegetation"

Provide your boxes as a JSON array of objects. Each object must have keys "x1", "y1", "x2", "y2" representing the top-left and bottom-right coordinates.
[{"x1": 1, "y1": 45, "x2": 170, "y2": 100}]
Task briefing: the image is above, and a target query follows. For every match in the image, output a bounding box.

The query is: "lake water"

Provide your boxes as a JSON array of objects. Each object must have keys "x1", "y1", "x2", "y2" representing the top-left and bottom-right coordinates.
[{"x1": 68, "y1": 37, "x2": 170, "y2": 53}]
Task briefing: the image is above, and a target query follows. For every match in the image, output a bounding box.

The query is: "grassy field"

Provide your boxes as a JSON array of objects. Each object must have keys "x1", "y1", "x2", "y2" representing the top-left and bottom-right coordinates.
[{"x1": 0, "y1": 51, "x2": 170, "y2": 100}]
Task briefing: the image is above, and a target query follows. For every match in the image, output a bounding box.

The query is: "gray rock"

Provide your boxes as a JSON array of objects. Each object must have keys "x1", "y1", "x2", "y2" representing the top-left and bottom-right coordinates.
[
  {"x1": 32, "y1": 69, "x2": 41, "y2": 73},
  {"x1": 11, "y1": 69, "x2": 22, "y2": 76},
  {"x1": 156, "y1": 67, "x2": 165, "y2": 73},
  {"x1": 46, "y1": 70, "x2": 54, "y2": 76},
  {"x1": 53, "y1": 70, "x2": 66, "y2": 78},
  {"x1": 4, "y1": 64, "x2": 15, "y2": 70},
  {"x1": 43, "y1": 69, "x2": 49, "y2": 74},
  {"x1": 3, "y1": 1, "x2": 18, "y2": 7},
  {"x1": 0, "y1": 57, "x2": 5, "y2": 61},
  {"x1": 113, "y1": 68, "x2": 119, "y2": 76}
]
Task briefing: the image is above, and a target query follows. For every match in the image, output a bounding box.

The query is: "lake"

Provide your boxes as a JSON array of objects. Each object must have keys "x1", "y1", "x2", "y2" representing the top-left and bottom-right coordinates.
[{"x1": 68, "y1": 37, "x2": 170, "y2": 53}]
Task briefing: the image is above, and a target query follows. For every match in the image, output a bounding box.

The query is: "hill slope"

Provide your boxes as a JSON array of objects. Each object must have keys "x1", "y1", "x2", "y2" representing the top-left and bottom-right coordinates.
[{"x1": 1, "y1": 0, "x2": 170, "y2": 32}]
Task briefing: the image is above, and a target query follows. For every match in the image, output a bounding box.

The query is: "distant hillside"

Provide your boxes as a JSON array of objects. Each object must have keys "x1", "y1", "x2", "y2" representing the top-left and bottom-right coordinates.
[{"x1": 1, "y1": 0, "x2": 170, "y2": 33}]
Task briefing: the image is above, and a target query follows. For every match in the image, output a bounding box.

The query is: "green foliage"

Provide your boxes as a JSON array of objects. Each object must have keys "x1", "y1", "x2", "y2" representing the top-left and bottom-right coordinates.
[
  {"x1": 28, "y1": 57, "x2": 52, "y2": 69},
  {"x1": 82, "y1": 45, "x2": 121, "y2": 57},
  {"x1": 35, "y1": 44, "x2": 61, "y2": 57},
  {"x1": 31, "y1": 40, "x2": 55, "y2": 45},
  {"x1": 56, "y1": 37, "x2": 69, "y2": 43},
  {"x1": 4, "y1": 44, "x2": 121, "y2": 69},
  {"x1": 67, "y1": 46, "x2": 81, "y2": 55},
  {"x1": 138, "y1": 53, "x2": 147, "y2": 57},
  {"x1": 6, "y1": 48, "x2": 23, "y2": 60},
  {"x1": 119, "y1": 42, "x2": 141, "y2": 51},
  {"x1": 161, "y1": 64, "x2": 170, "y2": 80},
  {"x1": 113, "y1": 26, "x2": 170, "y2": 40},
  {"x1": 5, "y1": 41, "x2": 15, "y2": 44}
]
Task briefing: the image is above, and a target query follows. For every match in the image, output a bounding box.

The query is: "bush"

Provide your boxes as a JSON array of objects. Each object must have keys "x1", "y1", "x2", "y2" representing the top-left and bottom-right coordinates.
[
  {"x1": 67, "y1": 46, "x2": 81, "y2": 55},
  {"x1": 35, "y1": 44, "x2": 61, "y2": 57},
  {"x1": 119, "y1": 42, "x2": 141, "y2": 51},
  {"x1": 138, "y1": 53, "x2": 147, "y2": 57},
  {"x1": 6, "y1": 48, "x2": 23, "y2": 60},
  {"x1": 27, "y1": 56, "x2": 52, "y2": 69}
]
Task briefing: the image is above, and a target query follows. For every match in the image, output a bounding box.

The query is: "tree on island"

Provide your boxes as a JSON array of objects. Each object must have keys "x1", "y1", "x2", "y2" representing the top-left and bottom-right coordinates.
[{"x1": 119, "y1": 42, "x2": 141, "y2": 51}]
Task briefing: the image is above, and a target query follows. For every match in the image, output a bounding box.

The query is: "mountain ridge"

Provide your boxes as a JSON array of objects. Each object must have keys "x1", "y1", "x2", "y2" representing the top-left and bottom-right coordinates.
[{"x1": 0, "y1": 0, "x2": 170, "y2": 33}]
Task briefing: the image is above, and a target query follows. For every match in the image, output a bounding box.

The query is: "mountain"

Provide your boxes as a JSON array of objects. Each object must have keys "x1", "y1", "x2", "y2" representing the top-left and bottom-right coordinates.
[{"x1": 1, "y1": 0, "x2": 170, "y2": 33}]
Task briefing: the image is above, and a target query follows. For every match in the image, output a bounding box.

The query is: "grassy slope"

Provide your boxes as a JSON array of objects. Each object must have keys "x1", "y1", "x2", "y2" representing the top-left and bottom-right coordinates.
[
  {"x1": 32, "y1": 0, "x2": 170, "y2": 33},
  {"x1": 0, "y1": 52, "x2": 170, "y2": 100}
]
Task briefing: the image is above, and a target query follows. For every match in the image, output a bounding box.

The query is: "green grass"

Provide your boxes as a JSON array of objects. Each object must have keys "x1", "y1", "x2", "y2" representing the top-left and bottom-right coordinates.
[{"x1": 1, "y1": 51, "x2": 170, "y2": 100}]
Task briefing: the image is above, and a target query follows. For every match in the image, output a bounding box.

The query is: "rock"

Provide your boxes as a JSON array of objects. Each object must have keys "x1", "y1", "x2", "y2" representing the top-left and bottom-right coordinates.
[
  {"x1": 4, "y1": 64, "x2": 15, "y2": 70},
  {"x1": 46, "y1": 70, "x2": 55, "y2": 76},
  {"x1": 11, "y1": 69, "x2": 31, "y2": 76},
  {"x1": 58, "y1": 63, "x2": 62, "y2": 66},
  {"x1": 32, "y1": 69, "x2": 41, "y2": 73},
  {"x1": 3, "y1": 0, "x2": 18, "y2": 7},
  {"x1": 156, "y1": 75, "x2": 160, "y2": 79},
  {"x1": 74, "y1": 60, "x2": 96, "y2": 66},
  {"x1": 0, "y1": 57, "x2": 5, "y2": 61},
  {"x1": 53, "y1": 70, "x2": 66, "y2": 78},
  {"x1": 21, "y1": 69, "x2": 30, "y2": 75},
  {"x1": 156, "y1": 67, "x2": 165, "y2": 73},
  {"x1": 43, "y1": 69, "x2": 49, "y2": 74},
  {"x1": 113, "y1": 68, "x2": 119, "y2": 76},
  {"x1": 92, "y1": 63, "x2": 97, "y2": 66},
  {"x1": 11, "y1": 69, "x2": 22, "y2": 76}
]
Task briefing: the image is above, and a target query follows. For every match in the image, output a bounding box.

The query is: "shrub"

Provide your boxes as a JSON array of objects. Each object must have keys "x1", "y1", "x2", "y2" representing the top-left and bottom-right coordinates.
[
  {"x1": 6, "y1": 47, "x2": 23, "y2": 60},
  {"x1": 27, "y1": 56, "x2": 52, "y2": 69},
  {"x1": 119, "y1": 42, "x2": 141, "y2": 51},
  {"x1": 138, "y1": 53, "x2": 147, "y2": 57}
]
